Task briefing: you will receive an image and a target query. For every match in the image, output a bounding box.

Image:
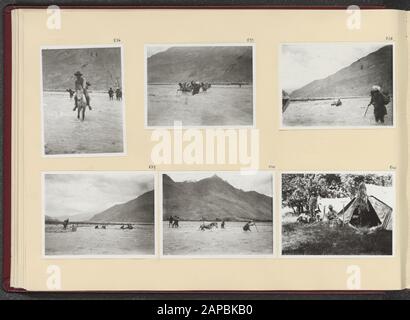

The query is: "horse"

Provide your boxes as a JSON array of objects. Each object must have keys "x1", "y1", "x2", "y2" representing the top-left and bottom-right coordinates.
[
  {"x1": 177, "y1": 82, "x2": 193, "y2": 93},
  {"x1": 201, "y1": 82, "x2": 211, "y2": 92},
  {"x1": 177, "y1": 81, "x2": 206, "y2": 95},
  {"x1": 191, "y1": 81, "x2": 201, "y2": 95},
  {"x1": 75, "y1": 89, "x2": 87, "y2": 121},
  {"x1": 199, "y1": 222, "x2": 218, "y2": 231}
]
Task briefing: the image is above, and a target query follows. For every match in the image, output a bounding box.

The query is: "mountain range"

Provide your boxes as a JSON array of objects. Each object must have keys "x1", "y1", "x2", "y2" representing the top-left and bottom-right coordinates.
[
  {"x1": 42, "y1": 47, "x2": 122, "y2": 91},
  {"x1": 89, "y1": 190, "x2": 154, "y2": 223},
  {"x1": 290, "y1": 45, "x2": 393, "y2": 99},
  {"x1": 162, "y1": 174, "x2": 272, "y2": 221},
  {"x1": 45, "y1": 190, "x2": 154, "y2": 223},
  {"x1": 147, "y1": 46, "x2": 253, "y2": 84}
]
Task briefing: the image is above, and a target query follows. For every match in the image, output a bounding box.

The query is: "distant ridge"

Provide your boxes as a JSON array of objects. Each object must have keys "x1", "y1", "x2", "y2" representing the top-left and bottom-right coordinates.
[
  {"x1": 45, "y1": 215, "x2": 60, "y2": 223},
  {"x1": 290, "y1": 45, "x2": 393, "y2": 99},
  {"x1": 163, "y1": 174, "x2": 272, "y2": 221},
  {"x1": 147, "y1": 46, "x2": 253, "y2": 84},
  {"x1": 42, "y1": 47, "x2": 122, "y2": 91},
  {"x1": 89, "y1": 190, "x2": 154, "y2": 223}
]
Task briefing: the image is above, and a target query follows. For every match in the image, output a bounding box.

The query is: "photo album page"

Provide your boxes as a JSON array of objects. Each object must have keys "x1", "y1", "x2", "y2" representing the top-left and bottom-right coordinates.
[{"x1": 5, "y1": 7, "x2": 410, "y2": 291}]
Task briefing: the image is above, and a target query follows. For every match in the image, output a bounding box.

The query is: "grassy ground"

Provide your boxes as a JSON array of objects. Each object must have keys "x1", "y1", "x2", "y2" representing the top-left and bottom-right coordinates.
[{"x1": 282, "y1": 222, "x2": 392, "y2": 256}]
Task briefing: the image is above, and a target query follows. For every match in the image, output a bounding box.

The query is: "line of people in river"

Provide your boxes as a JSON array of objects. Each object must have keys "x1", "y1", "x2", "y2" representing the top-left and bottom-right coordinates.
[
  {"x1": 61, "y1": 218, "x2": 135, "y2": 232},
  {"x1": 167, "y1": 215, "x2": 257, "y2": 232},
  {"x1": 177, "y1": 81, "x2": 211, "y2": 95}
]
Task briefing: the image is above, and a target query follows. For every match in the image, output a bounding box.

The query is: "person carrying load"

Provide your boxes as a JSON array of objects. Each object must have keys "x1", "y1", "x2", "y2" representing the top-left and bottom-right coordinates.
[{"x1": 367, "y1": 85, "x2": 390, "y2": 124}]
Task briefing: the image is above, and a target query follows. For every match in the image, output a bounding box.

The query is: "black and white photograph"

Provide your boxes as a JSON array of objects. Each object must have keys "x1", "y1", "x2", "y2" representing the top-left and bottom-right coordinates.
[
  {"x1": 281, "y1": 43, "x2": 393, "y2": 128},
  {"x1": 146, "y1": 44, "x2": 255, "y2": 127},
  {"x1": 41, "y1": 45, "x2": 125, "y2": 156},
  {"x1": 281, "y1": 172, "x2": 394, "y2": 256},
  {"x1": 43, "y1": 172, "x2": 155, "y2": 257},
  {"x1": 161, "y1": 172, "x2": 273, "y2": 257}
]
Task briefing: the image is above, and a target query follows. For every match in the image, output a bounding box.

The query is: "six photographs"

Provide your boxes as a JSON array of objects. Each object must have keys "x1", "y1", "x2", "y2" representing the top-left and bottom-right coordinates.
[
  {"x1": 281, "y1": 43, "x2": 394, "y2": 128},
  {"x1": 41, "y1": 45, "x2": 125, "y2": 156},
  {"x1": 161, "y1": 172, "x2": 274, "y2": 257},
  {"x1": 281, "y1": 172, "x2": 394, "y2": 256},
  {"x1": 145, "y1": 44, "x2": 255, "y2": 127},
  {"x1": 43, "y1": 172, "x2": 155, "y2": 257},
  {"x1": 39, "y1": 41, "x2": 397, "y2": 258}
]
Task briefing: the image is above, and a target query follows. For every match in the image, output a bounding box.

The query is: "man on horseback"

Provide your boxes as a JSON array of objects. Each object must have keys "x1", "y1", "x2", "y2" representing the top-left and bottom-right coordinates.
[{"x1": 73, "y1": 71, "x2": 92, "y2": 111}]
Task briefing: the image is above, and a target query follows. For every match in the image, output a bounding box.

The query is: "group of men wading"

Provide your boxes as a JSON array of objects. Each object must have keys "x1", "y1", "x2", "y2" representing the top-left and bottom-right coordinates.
[
  {"x1": 178, "y1": 81, "x2": 211, "y2": 95},
  {"x1": 168, "y1": 215, "x2": 257, "y2": 232},
  {"x1": 108, "y1": 87, "x2": 122, "y2": 100}
]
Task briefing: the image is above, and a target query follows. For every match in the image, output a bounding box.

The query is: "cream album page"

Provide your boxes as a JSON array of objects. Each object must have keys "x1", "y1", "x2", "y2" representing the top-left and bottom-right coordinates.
[{"x1": 10, "y1": 8, "x2": 408, "y2": 291}]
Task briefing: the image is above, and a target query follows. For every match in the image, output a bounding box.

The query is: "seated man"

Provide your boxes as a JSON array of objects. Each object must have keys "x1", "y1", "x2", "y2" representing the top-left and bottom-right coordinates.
[
  {"x1": 297, "y1": 212, "x2": 311, "y2": 224},
  {"x1": 326, "y1": 205, "x2": 338, "y2": 221}
]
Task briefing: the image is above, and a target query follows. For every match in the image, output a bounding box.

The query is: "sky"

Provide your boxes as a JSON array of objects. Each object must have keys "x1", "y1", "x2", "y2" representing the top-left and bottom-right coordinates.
[
  {"x1": 280, "y1": 43, "x2": 386, "y2": 93},
  {"x1": 45, "y1": 173, "x2": 154, "y2": 218},
  {"x1": 167, "y1": 172, "x2": 273, "y2": 197},
  {"x1": 146, "y1": 46, "x2": 171, "y2": 58}
]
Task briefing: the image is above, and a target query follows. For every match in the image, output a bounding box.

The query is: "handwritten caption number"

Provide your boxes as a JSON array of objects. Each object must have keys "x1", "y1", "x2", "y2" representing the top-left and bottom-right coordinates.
[
  {"x1": 114, "y1": 38, "x2": 121, "y2": 43},
  {"x1": 386, "y1": 36, "x2": 393, "y2": 41},
  {"x1": 246, "y1": 38, "x2": 254, "y2": 43}
]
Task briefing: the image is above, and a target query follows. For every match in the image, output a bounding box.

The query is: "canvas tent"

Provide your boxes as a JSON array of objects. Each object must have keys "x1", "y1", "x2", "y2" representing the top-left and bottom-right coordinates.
[{"x1": 337, "y1": 185, "x2": 393, "y2": 231}]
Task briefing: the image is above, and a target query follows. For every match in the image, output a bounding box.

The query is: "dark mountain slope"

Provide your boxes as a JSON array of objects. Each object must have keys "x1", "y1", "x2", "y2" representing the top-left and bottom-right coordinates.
[
  {"x1": 290, "y1": 45, "x2": 393, "y2": 98},
  {"x1": 42, "y1": 47, "x2": 122, "y2": 91},
  {"x1": 163, "y1": 174, "x2": 272, "y2": 221},
  {"x1": 148, "y1": 46, "x2": 253, "y2": 83}
]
